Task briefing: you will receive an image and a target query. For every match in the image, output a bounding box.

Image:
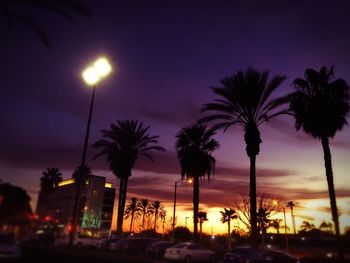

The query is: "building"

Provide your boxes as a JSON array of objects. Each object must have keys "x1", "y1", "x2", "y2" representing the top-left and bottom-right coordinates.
[{"x1": 36, "y1": 175, "x2": 115, "y2": 236}]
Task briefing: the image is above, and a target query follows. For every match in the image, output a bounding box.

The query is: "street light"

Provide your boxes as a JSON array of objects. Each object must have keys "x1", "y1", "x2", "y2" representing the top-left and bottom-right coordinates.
[
  {"x1": 172, "y1": 177, "x2": 191, "y2": 241},
  {"x1": 69, "y1": 56, "x2": 112, "y2": 246}
]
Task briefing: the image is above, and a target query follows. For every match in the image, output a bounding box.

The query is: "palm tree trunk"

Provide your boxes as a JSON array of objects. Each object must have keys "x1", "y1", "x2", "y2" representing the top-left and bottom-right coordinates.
[
  {"x1": 154, "y1": 210, "x2": 158, "y2": 231},
  {"x1": 117, "y1": 177, "x2": 125, "y2": 234},
  {"x1": 130, "y1": 212, "x2": 134, "y2": 233},
  {"x1": 193, "y1": 176, "x2": 199, "y2": 241},
  {"x1": 321, "y1": 136, "x2": 343, "y2": 259},
  {"x1": 228, "y1": 219, "x2": 231, "y2": 251},
  {"x1": 249, "y1": 155, "x2": 258, "y2": 248},
  {"x1": 120, "y1": 177, "x2": 129, "y2": 233},
  {"x1": 142, "y1": 209, "x2": 145, "y2": 231}
]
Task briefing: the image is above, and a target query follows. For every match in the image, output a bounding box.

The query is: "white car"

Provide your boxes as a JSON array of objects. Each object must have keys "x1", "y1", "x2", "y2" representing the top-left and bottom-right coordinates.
[{"x1": 164, "y1": 242, "x2": 215, "y2": 262}]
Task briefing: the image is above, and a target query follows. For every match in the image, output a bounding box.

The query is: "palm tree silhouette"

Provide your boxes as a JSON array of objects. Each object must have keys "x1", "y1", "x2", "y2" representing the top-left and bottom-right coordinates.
[
  {"x1": 149, "y1": 200, "x2": 166, "y2": 231},
  {"x1": 138, "y1": 198, "x2": 151, "y2": 231},
  {"x1": 72, "y1": 164, "x2": 92, "y2": 186},
  {"x1": 290, "y1": 66, "x2": 349, "y2": 258},
  {"x1": 268, "y1": 218, "x2": 283, "y2": 234},
  {"x1": 0, "y1": 0, "x2": 91, "y2": 48},
  {"x1": 175, "y1": 124, "x2": 219, "y2": 241},
  {"x1": 40, "y1": 167, "x2": 62, "y2": 193},
  {"x1": 198, "y1": 211, "x2": 208, "y2": 239},
  {"x1": 299, "y1": 220, "x2": 315, "y2": 232},
  {"x1": 220, "y1": 208, "x2": 238, "y2": 251},
  {"x1": 286, "y1": 201, "x2": 296, "y2": 235},
  {"x1": 124, "y1": 197, "x2": 140, "y2": 233},
  {"x1": 93, "y1": 120, "x2": 165, "y2": 234},
  {"x1": 201, "y1": 68, "x2": 289, "y2": 246}
]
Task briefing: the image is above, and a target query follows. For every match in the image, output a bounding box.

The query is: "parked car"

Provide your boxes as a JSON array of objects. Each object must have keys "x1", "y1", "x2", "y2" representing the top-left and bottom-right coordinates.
[
  {"x1": 122, "y1": 238, "x2": 157, "y2": 255},
  {"x1": 145, "y1": 241, "x2": 175, "y2": 259},
  {"x1": 0, "y1": 234, "x2": 21, "y2": 261},
  {"x1": 164, "y1": 242, "x2": 215, "y2": 262},
  {"x1": 110, "y1": 238, "x2": 128, "y2": 253},
  {"x1": 223, "y1": 247, "x2": 299, "y2": 263},
  {"x1": 97, "y1": 238, "x2": 119, "y2": 250}
]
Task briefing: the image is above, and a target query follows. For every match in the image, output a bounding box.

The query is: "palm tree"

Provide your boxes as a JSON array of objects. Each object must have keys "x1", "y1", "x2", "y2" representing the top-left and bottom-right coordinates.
[
  {"x1": 268, "y1": 219, "x2": 283, "y2": 234},
  {"x1": 0, "y1": 0, "x2": 91, "y2": 48},
  {"x1": 286, "y1": 201, "x2": 296, "y2": 235},
  {"x1": 124, "y1": 197, "x2": 140, "y2": 233},
  {"x1": 299, "y1": 220, "x2": 315, "y2": 232},
  {"x1": 72, "y1": 164, "x2": 92, "y2": 180},
  {"x1": 175, "y1": 124, "x2": 219, "y2": 240},
  {"x1": 138, "y1": 199, "x2": 151, "y2": 231},
  {"x1": 220, "y1": 208, "x2": 238, "y2": 251},
  {"x1": 93, "y1": 120, "x2": 165, "y2": 234},
  {"x1": 198, "y1": 211, "x2": 208, "y2": 239},
  {"x1": 319, "y1": 220, "x2": 333, "y2": 233},
  {"x1": 40, "y1": 167, "x2": 62, "y2": 193},
  {"x1": 201, "y1": 68, "x2": 289, "y2": 246},
  {"x1": 290, "y1": 66, "x2": 349, "y2": 258},
  {"x1": 149, "y1": 200, "x2": 166, "y2": 232}
]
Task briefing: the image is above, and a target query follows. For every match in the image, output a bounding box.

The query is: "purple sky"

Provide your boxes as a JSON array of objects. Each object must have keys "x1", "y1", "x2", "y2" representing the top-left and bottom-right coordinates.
[{"x1": 1, "y1": 0, "x2": 350, "y2": 232}]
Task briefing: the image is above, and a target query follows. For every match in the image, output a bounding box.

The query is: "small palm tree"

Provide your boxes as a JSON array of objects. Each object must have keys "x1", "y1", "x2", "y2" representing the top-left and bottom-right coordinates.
[
  {"x1": 319, "y1": 220, "x2": 333, "y2": 233},
  {"x1": 40, "y1": 168, "x2": 62, "y2": 193},
  {"x1": 94, "y1": 120, "x2": 165, "y2": 234},
  {"x1": 299, "y1": 220, "x2": 315, "y2": 232},
  {"x1": 290, "y1": 67, "x2": 349, "y2": 259},
  {"x1": 124, "y1": 197, "x2": 140, "y2": 233},
  {"x1": 220, "y1": 208, "x2": 238, "y2": 251},
  {"x1": 176, "y1": 124, "x2": 219, "y2": 240},
  {"x1": 268, "y1": 219, "x2": 283, "y2": 234},
  {"x1": 201, "y1": 68, "x2": 289, "y2": 246},
  {"x1": 138, "y1": 199, "x2": 151, "y2": 231},
  {"x1": 198, "y1": 212, "x2": 208, "y2": 239},
  {"x1": 149, "y1": 200, "x2": 166, "y2": 232},
  {"x1": 72, "y1": 164, "x2": 92, "y2": 180}
]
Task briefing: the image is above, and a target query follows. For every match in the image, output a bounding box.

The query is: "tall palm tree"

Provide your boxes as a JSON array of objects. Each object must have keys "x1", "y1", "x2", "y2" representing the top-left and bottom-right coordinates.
[
  {"x1": 40, "y1": 167, "x2": 62, "y2": 193},
  {"x1": 286, "y1": 201, "x2": 296, "y2": 235},
  {"x1": 149, "y1": 200, "x2": 166, "y2": 232},
  {"x1": 175, "y1": 124, "x2": 219, "y2": 240},
  {"x1": 198, "y1": 211, "x2": 208, "y2": 239},
  {"x1": 220, "y1": 208, "x2": 238, "y2": 251},
  {"x1": 124, "y1": 197, "x2": 140, "y2": 233},
  {"x1": 93, "y1": 120, "x2": 165, "y2": 234},
  {"x1": 0, "y1": 0, "x2": 91, "y2": 48},
  {"x1": 290, "y1": 66, "x2": 349, "y2": 258},
  {"x1": 138, "y1": 198, "x2": 151, "y2": 231},
  {"x1": 201, "y1": 68, "x2": 289, "y2": 246}
]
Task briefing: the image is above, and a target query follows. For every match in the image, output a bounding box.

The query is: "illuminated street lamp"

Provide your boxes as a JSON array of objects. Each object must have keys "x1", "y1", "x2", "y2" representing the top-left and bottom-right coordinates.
[
  {"x1": 172, "y1": 178, "x2": 191, "y2": 240},
  {"x1": 69, "y1": 56, "x2": 112, "y2": 246}
]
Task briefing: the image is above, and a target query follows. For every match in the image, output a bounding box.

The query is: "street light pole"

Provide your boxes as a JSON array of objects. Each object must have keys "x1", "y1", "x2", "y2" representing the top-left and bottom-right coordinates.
[
  {"x1": 172, "y1": 178, "x2": 183, "y2": 240},
  {"x1": 68, "y1": 57, "x2": 112, "y2": 247},
  {"x1": 69, "y1": 86, "x2": 96, "y2": 247}
]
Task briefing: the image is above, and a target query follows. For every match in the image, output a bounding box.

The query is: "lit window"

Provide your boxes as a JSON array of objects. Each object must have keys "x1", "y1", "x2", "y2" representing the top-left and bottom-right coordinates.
[{"x1": 93, "y1": 190, "x2": 98, "y2": 196}]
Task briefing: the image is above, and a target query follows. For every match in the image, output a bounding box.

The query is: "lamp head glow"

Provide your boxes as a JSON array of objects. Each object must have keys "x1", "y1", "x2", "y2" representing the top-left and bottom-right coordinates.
[
  {"x1": 94, "y1": 57, "x2": 112, "y2": 77},
  {"x1": 82, "y1": 66, "x2": 101, "y2": 86}
]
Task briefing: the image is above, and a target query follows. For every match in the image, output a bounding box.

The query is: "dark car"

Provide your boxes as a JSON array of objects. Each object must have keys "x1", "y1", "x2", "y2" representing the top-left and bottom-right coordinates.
[
  {"x1": 123, "y1": 238, "x2": 157, "y2": 255},
  {"x1": 247, "y1": 250, "x2": 299, "y2": 263},
  {"x1": 223, "y1": 247, "x2": 264, "y2": 263},
  {"x1": 110, "y1": 239, "x2": 127, "y2": 253},
  {"x1": 145, "y1": 241, "x2": 175, "y2": 259}
]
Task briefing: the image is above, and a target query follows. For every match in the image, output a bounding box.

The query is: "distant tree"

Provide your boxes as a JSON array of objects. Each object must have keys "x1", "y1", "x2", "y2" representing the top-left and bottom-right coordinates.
[
  {"x1": 171, "y1": 226, "x2": 192, "y2": 241},
  {"x1": 40, "y1": 167, "x2": 62, "y2": 193},
  {"x1": 201, "y1": 68, "x2": 290, "y2": 247},
  {"x1": 233, "y1": 194, "x2": 280, "y2": 233},
  {"x1": 220, "y1": 208, "x2": 238, "y2": 251},
  {"x1": 290, "y1": 66, "x2": 349, "y2": 258},
  {"x1": 198, "y1": 211, "x2": 208, "y2": 239},
  {"x1": 138, "y1": 199, "x2": 151, "y2": 231},
  {"x1": 299, "y1": 220, "x2": 315, "y2": 232},
  {"x1": 124, "y1": 197, "x2": 140, "y2": 233},
  {"x1": 72, "y1": 164, "x2": 92, "y2": 180},
  {"x1": 149, "y1": 200, "x2": 166, "y2": 232},
  {"x1": 93, "y1": 120, "x2": 165, "y2": 234},
  {"x1": 176, "y1": 124, "x2": 219, "y2": 241},
  {"x1": 286, "y1": 201, "x2": 296, "y2": 235},
  {"x1": 319, "y1": 220, "x2": 333, "y2": 233},
  {"x1": 0, "y1": 0, "x2": 91, "y2": 48},
  {"x1": 268, "y1": 218, "x2": 283, "y2": 234},
  {"x1": 0, "y1": 183, "x2": 32, "y2": 224}
]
